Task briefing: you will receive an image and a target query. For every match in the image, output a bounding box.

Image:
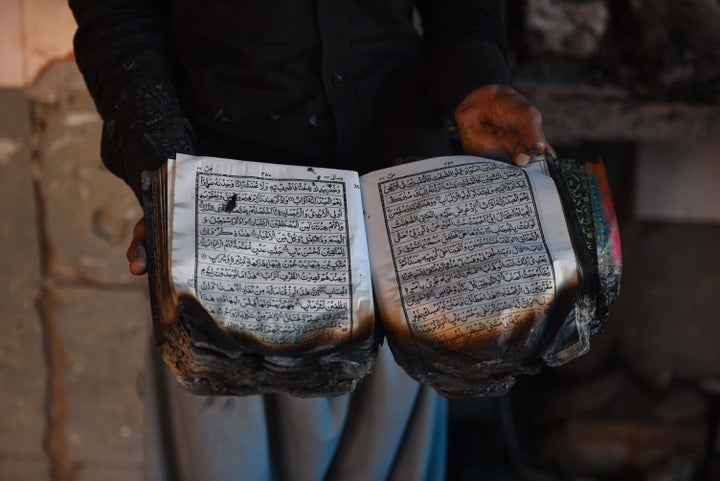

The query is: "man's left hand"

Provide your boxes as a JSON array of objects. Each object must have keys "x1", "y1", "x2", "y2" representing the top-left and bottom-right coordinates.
[{"x1": 455, "y1": 85, "x2": 556, "y2": 166}]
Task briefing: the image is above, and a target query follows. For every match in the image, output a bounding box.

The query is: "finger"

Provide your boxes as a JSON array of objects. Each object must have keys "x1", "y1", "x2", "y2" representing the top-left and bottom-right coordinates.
[
  {"x1": 492, "y1": 91, "x2": 549, "y2": 164},
  {"x1": 133, "y1": 217, "x2": 146, "y2": 242},
  {"x1": 513, "y1": 140, "x2": 558, "y2": 166},
  {"x1": 458, "y1": 123, "x2": 521, "y2": 161},
  {"x1": 126, "y1": 218, "x2": 145, "y2": 262},
  {"x1": 463, "y1": 121, "x2": 550, "y2": 166},
  {"x1": 514, "y1": 152, "x2": 532, "y2": 166},
  {"x1": 126, "y1": 218, "x2": 147, "y2": 275},
  {"x1": 513, "y1": 141, "x2": 545, "y2": 166},
  {"x1": 129, "y1": 243, "x2": 147, "y2": 276},
  {"x1": 510, "y1": 106, "x2": 548, "y2": 166}
]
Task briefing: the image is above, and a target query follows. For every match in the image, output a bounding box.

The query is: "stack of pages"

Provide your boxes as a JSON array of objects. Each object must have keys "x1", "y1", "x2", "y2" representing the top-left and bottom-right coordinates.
[{"x1": 142, "y1": 154, "x2": 621, "y2": 397}]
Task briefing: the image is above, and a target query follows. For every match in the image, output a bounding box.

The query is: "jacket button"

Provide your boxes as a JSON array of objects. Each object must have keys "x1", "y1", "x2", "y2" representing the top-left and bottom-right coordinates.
[{"x1": 332, "y1": 73, "x2": 345, "y2": 86}]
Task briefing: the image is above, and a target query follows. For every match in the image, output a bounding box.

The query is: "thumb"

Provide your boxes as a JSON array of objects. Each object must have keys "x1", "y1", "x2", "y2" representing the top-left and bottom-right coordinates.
[{"x1": 126, "y1": 218, "x2": 148, "y2": 276}]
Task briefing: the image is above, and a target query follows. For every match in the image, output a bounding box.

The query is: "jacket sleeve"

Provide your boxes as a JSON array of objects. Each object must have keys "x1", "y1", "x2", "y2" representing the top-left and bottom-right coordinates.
[
  {"x1": 69, "y1": 0, "x2": 194, "y2": 201},
  {"x1": 416, "y1": 0, "x2": 511, "y2": 118}
]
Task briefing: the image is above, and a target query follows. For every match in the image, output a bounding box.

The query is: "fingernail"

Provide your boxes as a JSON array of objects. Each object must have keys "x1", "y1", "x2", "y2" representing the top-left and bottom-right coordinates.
[
  {"x1": 515, "y1": 153, "x2": 531, "y2": 166},
  {"x1": 532, "y1": 142, "x2": 545, "y2": 152}
]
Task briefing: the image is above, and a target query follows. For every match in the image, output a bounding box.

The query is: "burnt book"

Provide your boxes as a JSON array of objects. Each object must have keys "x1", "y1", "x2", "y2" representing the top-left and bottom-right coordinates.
[{"x1": 142, "y1": 154, "x2": 621, "y2": 397}]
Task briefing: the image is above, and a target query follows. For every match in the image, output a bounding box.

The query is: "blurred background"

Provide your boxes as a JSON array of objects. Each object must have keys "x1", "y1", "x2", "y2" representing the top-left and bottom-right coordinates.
[{"x1": 1, "y1": 1, "x2": 718, "y2": 480}]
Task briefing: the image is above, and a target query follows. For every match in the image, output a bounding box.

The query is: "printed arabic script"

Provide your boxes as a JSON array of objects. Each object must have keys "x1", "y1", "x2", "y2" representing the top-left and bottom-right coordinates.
[
  {"x1": 194, "y1": 173, "x2": 353, "y2": 345},
  {"x1": 379, "y1": 162, "x2": 556, "y2": 345}
]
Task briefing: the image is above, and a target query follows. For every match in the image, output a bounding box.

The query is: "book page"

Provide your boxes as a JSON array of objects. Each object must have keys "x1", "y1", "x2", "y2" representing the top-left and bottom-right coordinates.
[
  {"x1": 360, "y1": 156, "x2": 577, "y2": 347},
  {"x1": 169, "y1": 154, "x2": 373, "y2": 349}
]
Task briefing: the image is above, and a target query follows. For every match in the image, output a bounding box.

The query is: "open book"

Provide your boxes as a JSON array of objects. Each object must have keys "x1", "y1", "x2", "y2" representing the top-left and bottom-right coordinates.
[{"x1": 142, "y1": 154, "x2": 620, "y2": 397}]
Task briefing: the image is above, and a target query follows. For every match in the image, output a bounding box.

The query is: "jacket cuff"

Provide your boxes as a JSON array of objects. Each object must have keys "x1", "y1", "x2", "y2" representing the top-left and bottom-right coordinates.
[
  {"x1": 101, "y1": 115, "x2": 195, "y2": 203},
  {"x1": 89, "y1": 51, "x2": 194, "y2": 202}
]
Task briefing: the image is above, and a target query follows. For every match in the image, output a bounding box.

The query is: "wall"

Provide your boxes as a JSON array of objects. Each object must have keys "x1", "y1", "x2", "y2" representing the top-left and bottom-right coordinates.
[{"x1": 0, "y1": 0, "x2": 76, "y2": 87}]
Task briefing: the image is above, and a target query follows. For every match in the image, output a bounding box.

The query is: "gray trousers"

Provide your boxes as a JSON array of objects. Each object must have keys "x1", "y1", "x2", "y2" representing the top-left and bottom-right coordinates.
[{"x1": 143, "y1": 336, "x2": 448, "y2": 481}]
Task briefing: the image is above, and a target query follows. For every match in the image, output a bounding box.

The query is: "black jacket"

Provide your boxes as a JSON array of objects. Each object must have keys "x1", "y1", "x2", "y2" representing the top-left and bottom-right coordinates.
[{"x1": 70, "y1": 0, "x2": 510, "y2": 198}]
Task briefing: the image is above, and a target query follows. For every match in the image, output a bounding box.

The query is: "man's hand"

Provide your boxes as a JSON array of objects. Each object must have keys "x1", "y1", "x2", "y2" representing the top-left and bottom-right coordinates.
[
  {"x1": 126, "y1": 218, "x2": 147, "y2": 275},
  {"x1": 455, "y1": 85, "x2": 556, "y2": 165}
]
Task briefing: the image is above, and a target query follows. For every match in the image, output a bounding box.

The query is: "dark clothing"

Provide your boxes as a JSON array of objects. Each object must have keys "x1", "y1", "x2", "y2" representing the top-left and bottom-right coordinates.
[
  {"x1": 70, "y1": 3, "x2": 509, "y2": 479},
  {"x1": 70, "y1": 0, "x2": 509, "y2": 196}
]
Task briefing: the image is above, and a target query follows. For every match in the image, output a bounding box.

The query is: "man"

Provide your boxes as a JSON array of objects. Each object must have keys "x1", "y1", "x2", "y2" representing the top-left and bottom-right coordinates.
[{"x1": 70, "y1": 1, "x2": 553, "y2": 479}]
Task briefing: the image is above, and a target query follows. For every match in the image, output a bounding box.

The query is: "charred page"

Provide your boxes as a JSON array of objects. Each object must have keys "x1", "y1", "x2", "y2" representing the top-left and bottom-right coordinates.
[
  {"x1": 144, "y1": 154, "x2": 619, "y2": 398},
  {"x1": 361, "y1": 156, "x2": 598, "y2": 397},
  {"x1": 143, "y1": 154, "x2": 375, "y2": 397}
]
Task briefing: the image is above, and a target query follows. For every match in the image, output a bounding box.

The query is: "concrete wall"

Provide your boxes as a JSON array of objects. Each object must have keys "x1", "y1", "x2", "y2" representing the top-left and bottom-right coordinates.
[
  {"x1": 0, "y1": 64, "x2": 146, "y2": 481},
  {"x1": 0, "y1": 0, "x2": 76, "y2": 87}
]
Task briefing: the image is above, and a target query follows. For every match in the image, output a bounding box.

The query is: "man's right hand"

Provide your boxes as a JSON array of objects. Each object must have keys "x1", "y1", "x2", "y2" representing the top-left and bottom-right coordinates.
[{"x1": 126, "y1": 218, "x2": 147, "y2": 275}]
